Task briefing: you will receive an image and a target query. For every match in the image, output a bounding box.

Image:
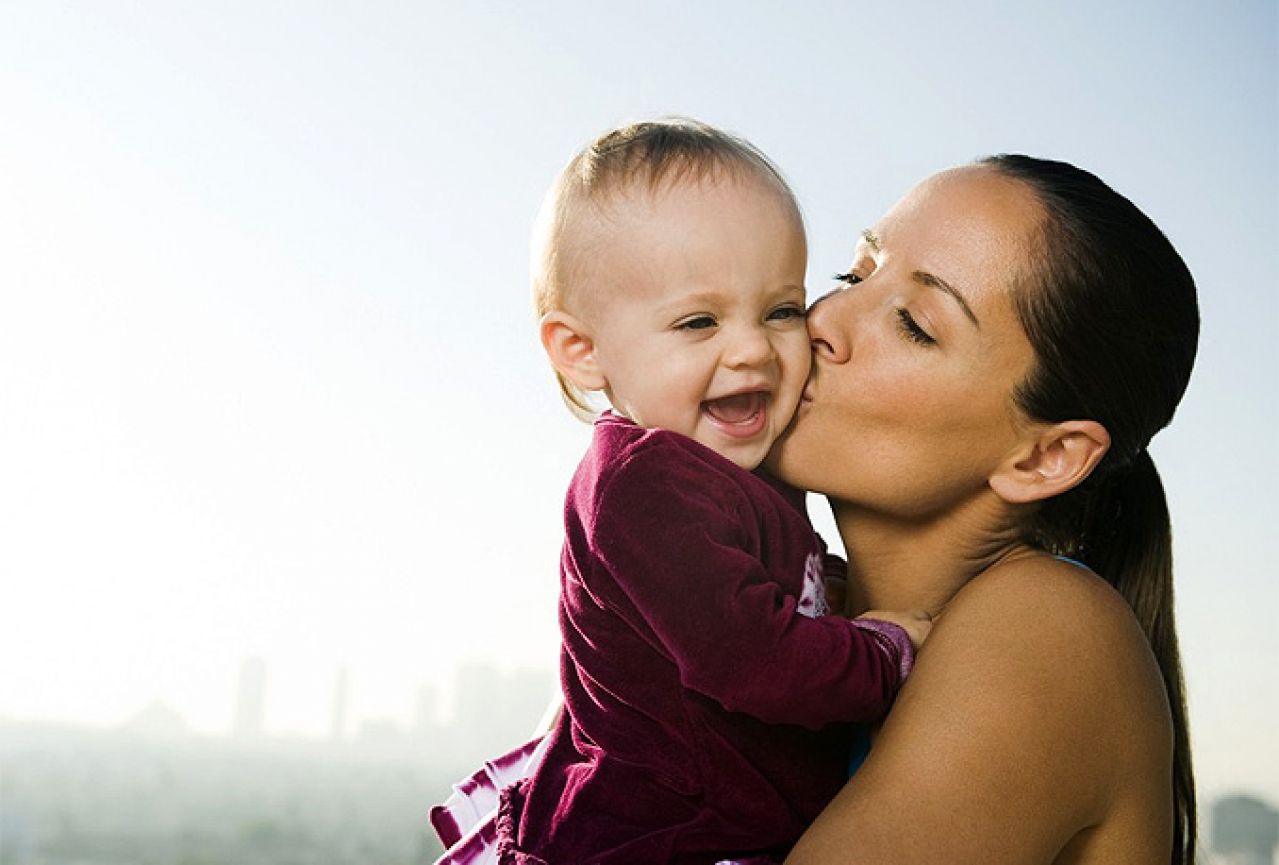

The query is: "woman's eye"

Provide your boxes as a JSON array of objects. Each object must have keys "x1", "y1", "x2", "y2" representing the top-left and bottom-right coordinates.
[
  {"x1": 677, "y1": 315, "x2": 717, "y2": 331},
  {"x1": 766, "y1": 304, "x2": 806, "y2": 322},
  {"x1": 895, "y1": 308, "x2": 937, "y2": 346},
  {"x1": 833, "y1": 271, "x2": 863, "y2": 287}
]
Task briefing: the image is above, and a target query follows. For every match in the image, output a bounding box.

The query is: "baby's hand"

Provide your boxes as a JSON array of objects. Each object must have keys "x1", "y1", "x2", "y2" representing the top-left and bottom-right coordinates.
[
  {"x1": 824, "y1": 575, "x2": 847, "y2": 616},
  {"x1": 858, "y1": 609, "x2": 933, "y2": 651}
]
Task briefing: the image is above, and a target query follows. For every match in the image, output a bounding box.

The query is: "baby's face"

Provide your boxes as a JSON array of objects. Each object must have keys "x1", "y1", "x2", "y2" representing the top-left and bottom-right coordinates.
[{"x1": 577, "y1": 175, "x2": 810, "y2": 470}]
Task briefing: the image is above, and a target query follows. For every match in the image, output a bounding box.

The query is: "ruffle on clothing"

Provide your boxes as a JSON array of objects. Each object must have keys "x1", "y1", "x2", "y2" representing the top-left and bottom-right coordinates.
[
  {"x1": 493, "y1": 778, "x2": 547, "y2": 865},
  {"x1": 430, "y1": 737, "x2": 548, "y2": 864},
  {"x1": 429, "y1": 737, "x2": 780, "y2": 864}
]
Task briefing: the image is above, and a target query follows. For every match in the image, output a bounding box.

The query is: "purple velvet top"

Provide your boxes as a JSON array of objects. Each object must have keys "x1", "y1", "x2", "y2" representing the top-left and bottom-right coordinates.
[{"x1": 501, "y1": 413, "x2": 911, "y2": 864}]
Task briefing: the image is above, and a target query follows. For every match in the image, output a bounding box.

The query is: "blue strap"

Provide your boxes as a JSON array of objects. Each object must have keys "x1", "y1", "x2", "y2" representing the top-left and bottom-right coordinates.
[{"x1": 847, "y1": 725, "x2": 871, "y2": 777}]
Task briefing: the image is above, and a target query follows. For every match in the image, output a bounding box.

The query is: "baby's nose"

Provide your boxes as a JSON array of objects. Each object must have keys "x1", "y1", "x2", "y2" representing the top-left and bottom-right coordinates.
[{"x1": 724, "y1": 326, "x2": 776, "y2": 368}]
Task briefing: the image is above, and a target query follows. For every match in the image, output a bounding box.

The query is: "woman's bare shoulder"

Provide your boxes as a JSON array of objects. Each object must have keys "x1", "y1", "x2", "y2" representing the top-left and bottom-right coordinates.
[
  {"x1": 926, "y1": 551, "x2": 1160, "y2": 691},
  {"x1": 922, "y1": 553, "x2": 1169, "y2": 748},
  {"x1": 943, "y1": 552, "x2": 1136, "y2": 637},
  {"x1": 786, "y1": 555, "x2": 1172, "y2": 864}
]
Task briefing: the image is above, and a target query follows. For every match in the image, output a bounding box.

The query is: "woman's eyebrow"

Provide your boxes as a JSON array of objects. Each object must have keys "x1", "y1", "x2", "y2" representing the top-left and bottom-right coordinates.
[
  {"x1": 866, "y1": 227, "x2": 978, "y2": 326},
  {"x1": 913, "y1": 270, "x2": 980, "y2": 328}
]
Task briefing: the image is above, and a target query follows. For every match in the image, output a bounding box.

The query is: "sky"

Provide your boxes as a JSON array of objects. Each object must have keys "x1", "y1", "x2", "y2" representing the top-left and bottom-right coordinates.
[{"x1": 1, "y1": 0, "x2": 1276, "y2": 807}]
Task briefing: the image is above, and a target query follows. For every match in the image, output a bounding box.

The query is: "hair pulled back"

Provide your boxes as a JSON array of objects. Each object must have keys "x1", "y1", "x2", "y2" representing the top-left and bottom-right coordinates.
[{"x1": 983, "y1": 154, "x2": 1199, "y2": 864}]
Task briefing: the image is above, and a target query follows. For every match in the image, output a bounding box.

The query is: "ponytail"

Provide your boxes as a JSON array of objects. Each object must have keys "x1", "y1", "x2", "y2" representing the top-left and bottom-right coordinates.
[
  {"x1": 1041, "y1": 452, "x2": 1196, "y2": 864},
  {"x1": 979, "y1": 155, "x2": 1200, "y2": 864}
]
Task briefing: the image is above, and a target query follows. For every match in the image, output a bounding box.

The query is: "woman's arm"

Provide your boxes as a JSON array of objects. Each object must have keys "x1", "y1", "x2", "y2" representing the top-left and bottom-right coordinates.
[{"x1": 786, "y1": 557, "x2": 1174, "y2": 865}]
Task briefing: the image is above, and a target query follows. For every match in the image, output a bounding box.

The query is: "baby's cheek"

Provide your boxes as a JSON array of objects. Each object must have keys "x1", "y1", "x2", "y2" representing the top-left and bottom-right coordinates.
[{"x1": 782, "y1": 330, "x2": 813, "y2": 380}]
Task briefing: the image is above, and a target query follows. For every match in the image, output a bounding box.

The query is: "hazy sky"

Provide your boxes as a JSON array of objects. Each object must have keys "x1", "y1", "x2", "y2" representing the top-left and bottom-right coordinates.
[{"x1": 2, "y1": 1, "x2": 1275, "y2": 806}]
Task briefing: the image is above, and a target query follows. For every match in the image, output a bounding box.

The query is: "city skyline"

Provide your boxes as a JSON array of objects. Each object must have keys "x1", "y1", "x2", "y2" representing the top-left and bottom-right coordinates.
[
  {"x1": 24, "y1": 656, "x2": 556, "y2": 751},
  {"x1": 2, "y1": 715, "x2": 1274, "y2": 865}
]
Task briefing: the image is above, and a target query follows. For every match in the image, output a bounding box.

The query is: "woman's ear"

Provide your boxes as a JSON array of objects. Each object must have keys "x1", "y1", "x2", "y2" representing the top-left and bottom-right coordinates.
[
  {"x1": 989, "y1": 420, "x2": 1111, "y2": 504},
  {"x1": 540, "y1": 311, "x2": 607, "y2": 392}
]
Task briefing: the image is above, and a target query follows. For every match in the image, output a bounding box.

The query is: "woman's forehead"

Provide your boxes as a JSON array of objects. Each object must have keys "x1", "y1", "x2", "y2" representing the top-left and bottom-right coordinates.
[{"x1": 876, "y1": 167, "x2": 1044, "y2": 280}]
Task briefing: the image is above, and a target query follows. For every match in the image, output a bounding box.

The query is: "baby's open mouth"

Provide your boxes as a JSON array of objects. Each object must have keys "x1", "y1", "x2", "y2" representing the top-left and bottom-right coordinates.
[{"x1": 702, "y1": 391, "x2": 769, "y2": 438}]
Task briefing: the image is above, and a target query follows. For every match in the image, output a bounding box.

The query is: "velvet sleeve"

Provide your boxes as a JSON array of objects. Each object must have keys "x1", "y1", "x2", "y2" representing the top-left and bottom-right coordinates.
[{"x1": 588, "y1": 442, "x2": 904, "y2": 730}]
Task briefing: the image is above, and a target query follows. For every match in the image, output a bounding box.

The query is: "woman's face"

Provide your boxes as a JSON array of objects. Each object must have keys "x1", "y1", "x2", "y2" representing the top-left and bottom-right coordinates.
[{"x1": 768, "y1": 166, "x2": 1045, "y2": 519}]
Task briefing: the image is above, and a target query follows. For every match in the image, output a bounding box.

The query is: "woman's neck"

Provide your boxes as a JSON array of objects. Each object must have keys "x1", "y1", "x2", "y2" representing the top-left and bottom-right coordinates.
[{"x1": 831, "y1": 496, "x2": 1032, "y2": 618}]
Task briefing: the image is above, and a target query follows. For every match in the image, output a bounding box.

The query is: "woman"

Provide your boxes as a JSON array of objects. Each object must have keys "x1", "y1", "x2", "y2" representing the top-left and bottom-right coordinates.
[
  {"x1": 432, "y1": 154, "x2": 1198, "y2": 864},
  {"x1": 774, "y1": 155, "x2": 1197, "y2": 864}
]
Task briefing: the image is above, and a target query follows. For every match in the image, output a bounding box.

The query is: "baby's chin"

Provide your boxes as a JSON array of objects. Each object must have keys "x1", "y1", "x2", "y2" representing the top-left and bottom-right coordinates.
[{"x1": 714, "y1": 440, "x2": 771, "y2": 473}]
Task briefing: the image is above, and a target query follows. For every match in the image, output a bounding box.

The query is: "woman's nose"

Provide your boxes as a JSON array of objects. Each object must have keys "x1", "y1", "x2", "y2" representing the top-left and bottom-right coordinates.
[{"x1": 806, "y1": 288, "x2": 851, "y2": 364}]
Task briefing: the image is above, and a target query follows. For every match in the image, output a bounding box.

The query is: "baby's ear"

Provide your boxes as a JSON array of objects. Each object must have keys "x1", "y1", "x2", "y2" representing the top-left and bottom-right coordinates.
[
  {"x1": 989, "y1": 420, "x2": 1110, "y2": 504},
  {"x1": 540, "y1": 311, "x2": 607, "y2": 392}
]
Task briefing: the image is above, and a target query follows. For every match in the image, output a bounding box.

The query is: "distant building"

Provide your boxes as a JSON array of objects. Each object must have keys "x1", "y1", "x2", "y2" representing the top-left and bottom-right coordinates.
[
  {"x1": 447, "y1": 662, "x2": 554, "y2": 765},
  {"x1": 357, "y1": 718, "x2": 406, "y2": 752},
  {"x1": 1213, "y1": 795, "x2": 1279, "y2": 865},
  {"x1": 413, "y1": 684, "x2": 439, "y2": 739},
  {"x1": 330, "y1": 665, "x2": 350, "y2": 742},
  {"x1": 234, "y1": 656, "x2": 267, "y2": 738},
  {"x1": 122, "y1": 701, "x2": 189, "y2": 738}
]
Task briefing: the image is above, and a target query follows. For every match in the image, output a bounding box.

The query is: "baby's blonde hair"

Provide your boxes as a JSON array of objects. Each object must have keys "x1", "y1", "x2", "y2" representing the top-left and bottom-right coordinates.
[{"x1": 531, "y1": 117, "x2": 802, "y2": 420}]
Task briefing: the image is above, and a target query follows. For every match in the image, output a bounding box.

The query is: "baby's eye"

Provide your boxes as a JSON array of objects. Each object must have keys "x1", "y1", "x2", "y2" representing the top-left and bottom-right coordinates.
[
  {"x1": 766, "y1": 304, "x2": 806, "y2": 322},
  {"x1": 833, "y1": 271, "x2": 863, "y2": 287},
  {"x1": 676, "y1": 315, "x2": 717, "y2": 331}
]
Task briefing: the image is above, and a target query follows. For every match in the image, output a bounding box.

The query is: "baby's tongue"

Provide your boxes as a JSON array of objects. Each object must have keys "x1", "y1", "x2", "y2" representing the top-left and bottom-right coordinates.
[{"x1": 704, "y1": 392, "x2": 764, "y2": 423}]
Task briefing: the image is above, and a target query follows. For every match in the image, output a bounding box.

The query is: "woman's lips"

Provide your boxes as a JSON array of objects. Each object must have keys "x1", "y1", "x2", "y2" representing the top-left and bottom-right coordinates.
[{"x1": 702, "y1": 391, "x2": 769, "y2": 439}]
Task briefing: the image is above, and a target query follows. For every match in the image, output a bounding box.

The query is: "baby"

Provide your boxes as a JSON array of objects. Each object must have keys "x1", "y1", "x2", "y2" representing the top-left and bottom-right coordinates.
[{"x1": 462, "y1": 119, "x2": 929, "y2": 865}]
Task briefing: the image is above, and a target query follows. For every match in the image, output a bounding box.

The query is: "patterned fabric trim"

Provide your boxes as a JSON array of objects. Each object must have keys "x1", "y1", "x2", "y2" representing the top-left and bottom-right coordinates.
[{"x1": 850, "y1": 617, "x2": 916, "y2": 682}]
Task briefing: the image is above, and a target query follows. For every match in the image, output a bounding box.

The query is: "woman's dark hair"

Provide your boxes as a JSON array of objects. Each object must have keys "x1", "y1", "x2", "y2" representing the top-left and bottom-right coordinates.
[{"x1": 982, "y1": 154, "x2": 1199, "y2": 865}]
